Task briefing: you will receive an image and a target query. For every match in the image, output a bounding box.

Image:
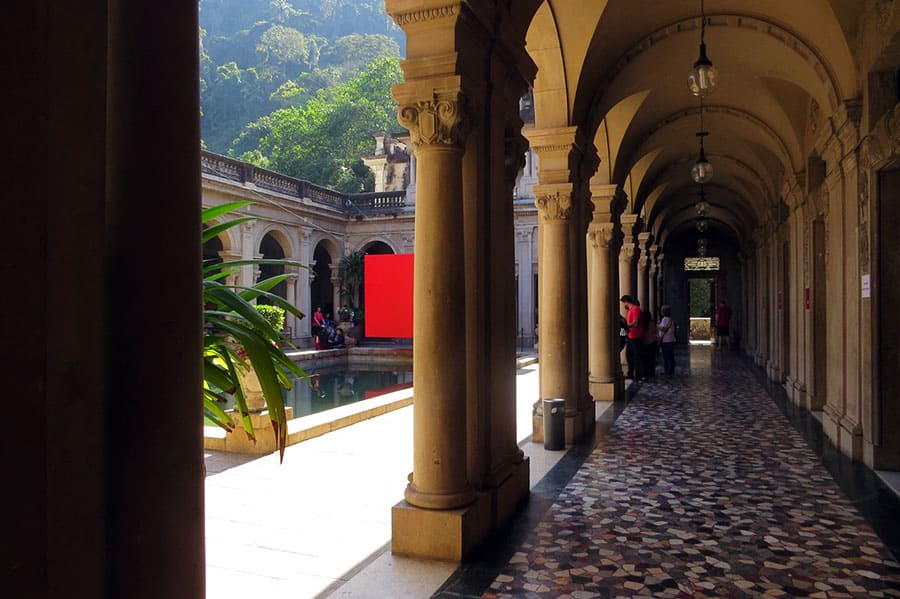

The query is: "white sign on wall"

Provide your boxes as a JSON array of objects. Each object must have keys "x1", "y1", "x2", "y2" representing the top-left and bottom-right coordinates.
[{"x1": 861, "y1": 274, "x2": 871, "y2": 299}]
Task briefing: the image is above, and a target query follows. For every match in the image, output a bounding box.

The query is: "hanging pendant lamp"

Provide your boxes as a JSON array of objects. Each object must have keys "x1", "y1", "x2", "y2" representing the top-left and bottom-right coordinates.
[
  {"x1": 688, "y1": 0, "x2": 719, "y2": 97},
  {"x1": 692, "y1": 131, "x2": 713, "y2": 183}
]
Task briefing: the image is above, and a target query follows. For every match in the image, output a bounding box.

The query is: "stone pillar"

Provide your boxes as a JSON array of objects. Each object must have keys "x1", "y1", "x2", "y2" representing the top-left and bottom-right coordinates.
[
  {"x1": 587, "y1": 191, "x2": 620, "y2": 402},
  {"x1": 219, "y1": 249, "x2": 241, "y2": 288},
  {"x1": 284, "y1": 266, "x2": 299, "y2": 341},
  {"x1": 515, "y1": 229, "x2": 535, "y2": 347},
  {"x1": 619, "y1": 215, "x2": 638, "y2": 299},
  {"x1": 655, "y1": 252, "x2": 665, "y2": 309},
  {"x1": 535, "y1": 187, "x2": 574, "y2": 405},
  {"x1": 648, "y1": 245, "x2": 659, "y2": 316},
  {"x1": 240, "y1": 221, "x2": 256, "y2": 287},
  {"x1": 394, "y1": 92, "x2": 474, "y2": 511},
  {"x1": 637, "y1": 232, "x2": 651, "y2": 310},
  {"x1": 298, "y1": 229, "x2": 312, "y2": 339},
  {"x1": 330, "y1": 273, "x2": 342, "y2": 321}
]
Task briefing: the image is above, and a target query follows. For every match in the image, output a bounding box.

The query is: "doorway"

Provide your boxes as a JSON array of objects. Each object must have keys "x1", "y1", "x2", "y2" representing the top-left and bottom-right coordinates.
[
  {"x1": 688, "y1": 277, "x2": 715, "y2": 344},
  {"x1": 876, "y1": 168, "x2": 900, "y2": 469}
]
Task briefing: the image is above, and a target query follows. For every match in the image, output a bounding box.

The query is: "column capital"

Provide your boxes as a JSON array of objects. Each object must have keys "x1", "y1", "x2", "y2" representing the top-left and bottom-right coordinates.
[
  {"x1": 504, "y1": 130, "x2": 529, "y2": 186},
  {"x1": 397, "y1": 92, "x2": 468, "y2": 149},
  {"x1": 587, "y1": 223, "x2": 616, "y2": 249},
  {"x1": 589, "y1": 183, "x2": 619, "y2": 216},
  {"x1": 637, "y1": 231, "x2": 652, "y2": 248},
  {"x1": 534, "y1": 186, "x2": 573, "y2": 222},
  {"x1": 619, "y1": 243, "x2": 637, "y2": 261}
]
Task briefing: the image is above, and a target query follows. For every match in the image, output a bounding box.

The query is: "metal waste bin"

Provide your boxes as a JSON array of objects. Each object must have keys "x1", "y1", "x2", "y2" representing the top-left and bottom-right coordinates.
[{"x1": 542, "y1": 398, "x2": 566, "y2": 450}]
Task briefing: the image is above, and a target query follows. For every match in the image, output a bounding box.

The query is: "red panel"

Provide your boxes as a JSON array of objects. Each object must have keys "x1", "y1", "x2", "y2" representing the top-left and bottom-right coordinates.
[{"x1": 365, "y1": 254, "x2": 413, "y2": 338}]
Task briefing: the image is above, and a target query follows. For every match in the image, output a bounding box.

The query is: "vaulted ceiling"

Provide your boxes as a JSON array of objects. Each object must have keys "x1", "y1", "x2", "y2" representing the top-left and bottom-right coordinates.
[{"x1": 520, "y1": 0, "x2": 867, "y2": 254}]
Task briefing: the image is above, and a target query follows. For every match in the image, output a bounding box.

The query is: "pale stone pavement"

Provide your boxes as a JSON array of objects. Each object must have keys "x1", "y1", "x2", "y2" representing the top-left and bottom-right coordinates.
[{"x1": 204, "y1": 360, "x2": 561, "y2": 598}]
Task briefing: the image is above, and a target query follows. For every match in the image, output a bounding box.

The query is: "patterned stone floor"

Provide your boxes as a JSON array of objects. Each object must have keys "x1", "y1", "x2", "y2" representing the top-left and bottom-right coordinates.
[{"x1": 480, "y1": 347, "x2": 900, "y2": 598}]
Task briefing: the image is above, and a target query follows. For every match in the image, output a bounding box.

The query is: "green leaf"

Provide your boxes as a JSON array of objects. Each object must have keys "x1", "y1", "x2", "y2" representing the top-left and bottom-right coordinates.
[
  {"x1": 202, "y1": 201, "x2": 253, "y2": 224},
  {"x1": 202, "y1": 216, "x2": 255, "y2": 244}
]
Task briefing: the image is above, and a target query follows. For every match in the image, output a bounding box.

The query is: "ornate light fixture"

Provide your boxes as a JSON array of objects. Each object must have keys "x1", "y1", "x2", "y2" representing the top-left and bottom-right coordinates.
[
  {"x1": 696, "y1": 218, "x2": 709, "y2": 233},
  {"x1": 697, "y1": 238, "x2": 708, "y2": 256},
  {"x1": 691, "y1": 128, "x2": 713, "y2": 183},
  {"x1": 688, "y1": 0, "x2": 719, "y2": 97},
  {"x1": 696, "y1": 187, "x2": 710, "y2": 216}
]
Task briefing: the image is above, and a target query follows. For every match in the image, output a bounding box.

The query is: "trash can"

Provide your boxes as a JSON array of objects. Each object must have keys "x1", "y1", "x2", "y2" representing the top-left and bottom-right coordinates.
[{"x1": 542, "y1": 398, "x2": 566, "y2": 450}]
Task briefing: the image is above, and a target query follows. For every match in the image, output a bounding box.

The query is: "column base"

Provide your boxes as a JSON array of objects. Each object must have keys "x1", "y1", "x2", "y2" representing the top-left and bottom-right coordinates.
[
  {"x1": 491, "y1": 457, "x2": 530, "y2": 530},
  {"x1": 823, "y1": 405, "x2": 864, "y2": 461},
  {"x1": 589, "y1": 376, "x2": 622, "y2": 402},
  {"x1": 391, "y1": 492, "x2": 492, "y2": 561}
]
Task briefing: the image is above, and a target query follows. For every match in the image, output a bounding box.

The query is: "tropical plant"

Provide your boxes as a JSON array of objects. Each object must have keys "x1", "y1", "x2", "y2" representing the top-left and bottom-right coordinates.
[
  {"x1": 338, "y1": 249, "x2": 365, "y2": 313},
  {"x1": 202, "y1": 200, "x2": 307, "y2": 460}
]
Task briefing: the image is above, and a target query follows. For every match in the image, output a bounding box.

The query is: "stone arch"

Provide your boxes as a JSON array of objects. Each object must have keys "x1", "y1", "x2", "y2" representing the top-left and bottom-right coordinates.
[
  {"x1": 257, "y1": 231, "x2": 287, "y2": 302},
  {"x1": 525, "y1": 1, "x2": 571, "y2": 128},
  {"x1": 359, "y1": 239, "x2": 397, "y2": 255}
]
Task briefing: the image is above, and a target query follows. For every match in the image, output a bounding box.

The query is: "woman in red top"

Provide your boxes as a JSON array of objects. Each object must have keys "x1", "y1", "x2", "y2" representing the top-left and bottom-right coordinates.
[{"x1": 620, "y1": 295, "x2": 644, "y2": 380}]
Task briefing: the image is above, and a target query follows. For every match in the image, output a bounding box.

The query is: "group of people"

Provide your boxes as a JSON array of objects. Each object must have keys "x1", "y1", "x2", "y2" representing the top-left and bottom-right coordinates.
[
  {"x1": 312, "y1": 306, "x2": 346, "y2": 350},
  {"x1": 619, "y1": 295, "x2": 677, "y2": 380}
]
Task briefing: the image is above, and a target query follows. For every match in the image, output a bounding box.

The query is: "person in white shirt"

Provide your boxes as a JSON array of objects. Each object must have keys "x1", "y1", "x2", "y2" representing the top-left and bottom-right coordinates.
[{"x1": 657, "y1": 304, "x2": 677, "y2": 375}]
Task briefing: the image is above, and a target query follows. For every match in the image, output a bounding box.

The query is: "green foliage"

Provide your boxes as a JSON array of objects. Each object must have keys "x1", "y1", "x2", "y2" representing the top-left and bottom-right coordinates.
[
  {"x1": 255, "y1": 304, "x2": 286, "y2": 332},
  {"x1": 203, "y1": 201, "x2": 308, "y2": 461},
  {"x1": 338, "y1": 250, "x2": 366, "y2": 310},
  {"x1": 199, "y1": 0, "x2": 402, "y2": 154},
  {"x1": 689, "y1": 278, "x2": 712, "y2": 318},
  {"x1": 234, "y1": 56, "x2": 402, "y2": 191}
]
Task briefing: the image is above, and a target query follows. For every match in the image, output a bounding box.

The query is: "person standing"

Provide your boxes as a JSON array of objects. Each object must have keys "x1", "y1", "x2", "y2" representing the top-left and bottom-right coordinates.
[
  {"x1": 715, "y1": 299, "x2": 733, "y2": 349},
  {"x1": 658, "y1": 304, "x2": 676, "y2": 374},
  {"x1": 642, "y1": 311, "x2": 659, "y2": 379},
  {"x1": 620, "y1": 295, "x2": 644, "y2": 380},
  {"x1": 312, "y1": 306, "x2": 325, "y2": 350}
]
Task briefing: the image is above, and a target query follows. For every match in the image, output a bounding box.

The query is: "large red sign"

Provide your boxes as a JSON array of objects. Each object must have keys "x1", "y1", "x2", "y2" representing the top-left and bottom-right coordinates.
[{"x1": 364, "y1": 254, "x2": 414, "y2": 338}]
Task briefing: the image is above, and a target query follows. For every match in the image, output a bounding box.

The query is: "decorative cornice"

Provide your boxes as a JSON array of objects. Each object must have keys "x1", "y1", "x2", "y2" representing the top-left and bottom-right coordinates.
[{"x1": 392, "y1": 4, "x2": 459, "y2": 27}]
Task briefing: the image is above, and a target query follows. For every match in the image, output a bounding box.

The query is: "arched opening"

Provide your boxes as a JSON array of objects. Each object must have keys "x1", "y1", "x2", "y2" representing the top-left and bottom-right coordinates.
[
  {"x1": 257, "y1": 232, "x2": 286, "y2": 303},
  {"x1": 362, "y1": 240, "x2": 394, "y2": 255},
  {"x1": 311, "y1": 242, "x2": 335, "y2": 319},
  {"x1": 202, "y1": 231, "x2": 224, "y2": 269}
]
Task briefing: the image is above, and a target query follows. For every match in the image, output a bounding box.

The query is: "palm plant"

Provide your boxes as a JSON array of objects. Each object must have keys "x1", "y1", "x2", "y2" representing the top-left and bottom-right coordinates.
[
  {"x1": 338, "y1": 249, "x2": 365, "y2": 316},
  {"x1": 202, "y1": 201, "x2": 307, "y2": 461}
]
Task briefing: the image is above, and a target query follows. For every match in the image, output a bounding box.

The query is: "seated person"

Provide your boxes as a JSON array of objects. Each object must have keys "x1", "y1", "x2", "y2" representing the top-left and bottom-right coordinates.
[{"x1": 331, "y1": 328, "x2": 346, "y2": 349}]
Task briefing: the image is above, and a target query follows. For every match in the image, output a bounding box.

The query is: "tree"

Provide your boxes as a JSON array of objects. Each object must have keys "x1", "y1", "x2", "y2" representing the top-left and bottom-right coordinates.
[{"x1": 233, "y1": 56, "x2": 402, "y2": 191}]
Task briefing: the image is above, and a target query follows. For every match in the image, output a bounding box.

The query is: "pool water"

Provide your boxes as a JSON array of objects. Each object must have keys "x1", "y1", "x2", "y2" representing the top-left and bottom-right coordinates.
[{"x1": 282, "y1": 365, "x2": 412, "y2": 417}]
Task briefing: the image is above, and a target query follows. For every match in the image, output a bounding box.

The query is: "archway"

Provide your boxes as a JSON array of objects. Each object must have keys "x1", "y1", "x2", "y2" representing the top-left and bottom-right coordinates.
[
  {"x1": 257, "y1": 232, "x2": 286, "y2": 303},
  {"x1": 311, "y1": 242, "x2": 335, "y2": 319}
]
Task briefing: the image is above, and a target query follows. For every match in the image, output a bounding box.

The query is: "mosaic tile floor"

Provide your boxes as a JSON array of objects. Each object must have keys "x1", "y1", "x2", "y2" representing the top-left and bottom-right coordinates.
[{"x1": 482, "y1": 347, "x2": 900, "y2": 598}]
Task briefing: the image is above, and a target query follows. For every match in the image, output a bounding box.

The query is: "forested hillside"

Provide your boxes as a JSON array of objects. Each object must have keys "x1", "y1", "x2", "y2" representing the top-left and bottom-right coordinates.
[{"x1": 200, "y1": 0, "x2": 405, "y2": 191}]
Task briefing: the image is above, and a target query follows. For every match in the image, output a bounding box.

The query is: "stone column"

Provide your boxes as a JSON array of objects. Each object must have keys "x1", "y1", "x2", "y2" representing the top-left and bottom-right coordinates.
[
  {"x1": 298, "y1": 229, "x2": 312, "y2": 339},
  {"x1": 619, "y1": 215, "x2": 638, "y2": 299},
  {"x1": 515, "y1": 229, "x2": 535, "y2": 347},
  {"x1": 395, "y1": 92, "x2": 475, "y2": 511},
  {"x1": 284, "y1": 266, "x2": 299, "y2": 341},
  {"x1": 330, "y1": 273, "x2": 342, "y2": 321},
  {"x1": 637, "y1": 232, "x2": 651, "y2": 310},
  {"x1": 219, "y1": 249, "x2": 242, "y2": 288},
  {"x1": 655, "y1": 252, "x2": 665, "y2": 309},
  {"x1": 648, "y1": 245, "x2": 659, "y2": 316},
  {"x1": 587, "y1": 213, "x2": 619, "y2": 402},
  {"x1": 535, "y1": 186, "x2": 574, "y2": 405}
]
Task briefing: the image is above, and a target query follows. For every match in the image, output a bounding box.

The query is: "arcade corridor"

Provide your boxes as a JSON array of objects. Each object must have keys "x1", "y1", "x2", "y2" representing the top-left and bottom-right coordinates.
[{"x1": 437, "y1": 347, "x2": 900, "y2": 598}]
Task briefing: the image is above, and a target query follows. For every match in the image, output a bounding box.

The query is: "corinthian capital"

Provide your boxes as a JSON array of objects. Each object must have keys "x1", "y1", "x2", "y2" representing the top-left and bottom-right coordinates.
[
  {"x1": 535, "y1": 192, "x2": 572, "y2": 222},
  {"x1": 587, "y1": 224, "x2": 615, "y2": 249},
  {"x1": 398, "y1": 96, "x2": 466, "y2": 148}
]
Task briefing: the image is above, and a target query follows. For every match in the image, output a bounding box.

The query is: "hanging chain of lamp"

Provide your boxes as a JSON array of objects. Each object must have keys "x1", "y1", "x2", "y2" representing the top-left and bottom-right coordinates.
[
  {"x1": 691, "y1": 0, "x2": 716, "y2": 237},
  {"x1": 688, "y1": 0, "x2": 719, "y2": 97},
  {"x1": 691, "y1": 97, "x2": 714, "y2": 183}
]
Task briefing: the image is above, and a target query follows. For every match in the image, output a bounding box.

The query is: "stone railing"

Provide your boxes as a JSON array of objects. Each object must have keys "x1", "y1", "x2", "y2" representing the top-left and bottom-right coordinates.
[{"x1": 201, "y1": 150, "x2": 405, "y2": 215}]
